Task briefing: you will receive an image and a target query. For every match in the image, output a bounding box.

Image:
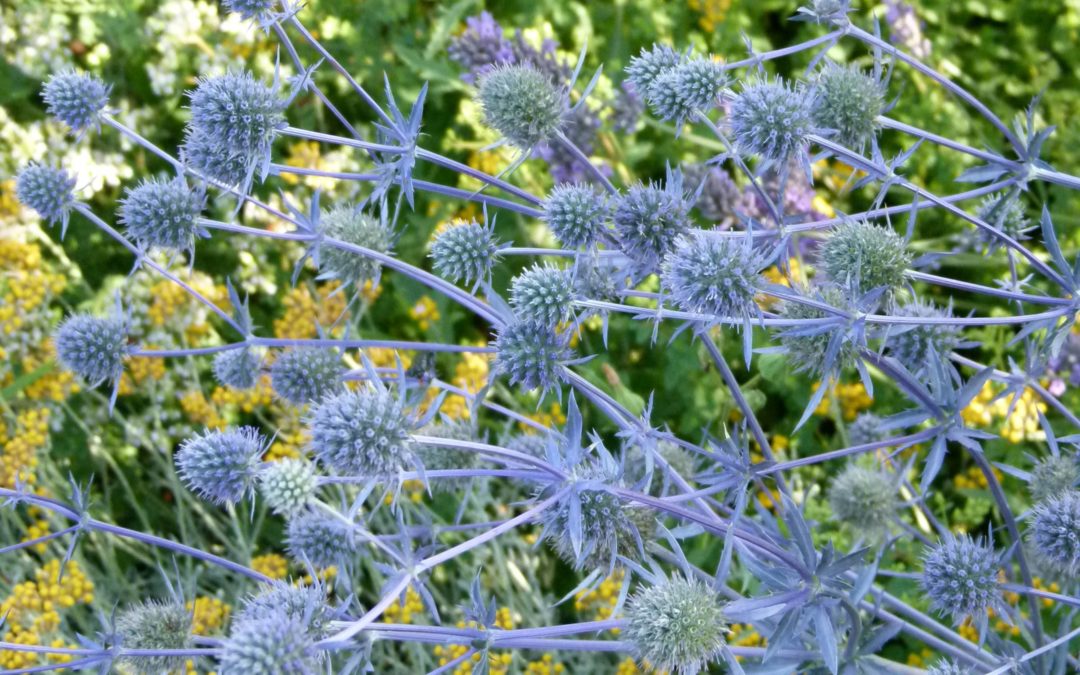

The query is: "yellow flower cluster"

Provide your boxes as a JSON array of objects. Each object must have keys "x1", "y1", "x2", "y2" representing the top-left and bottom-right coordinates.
[
  {"x1": 273, "y1": 282, "x2": 353, "y2": 339},
  {"x1": 574, "y1": 569, "x2": 624, "y2": 626},
  {"x1": 952, "y1": 465, "x2": 1004, "y2": 491},
  {"x1": 757, "y1": 258, "x2": 804, "y2": 310},
  {"x1": 524, "y1": 654, "x2": 565, "y2": 674},
  {"x1": 430, "y1": 350, "x2": 490, "y2": 420},
  {"x1": 382, "y1": 586, "x2": 425, "y2": 625},
  {"x1": 266, "y1": 408, "x2": 308, "y2": 461},
  {"x1": 146, "y1": 276, "x2": 229, "y2": 343},
  {"x1": 812, "y1": 381, "x2": 873, "y2": 421},
  {"x1": 519, "y1": 401, "x2": 567, "y2": 434},
  {"x1": 210, "y1": 376, "x2": 275, "y2": 413},
  {"x1": 251, "y1": 553, "x2": 290, "y2": 580},
  {"x1": 0, "y1": 559, "x2": 94, "y2": 671},
  {"x1": 364, "y1": 347, "x2": 413, "y2": 371},
  {"x1": 615, "y1": 657, "x2": 669, "y2": 675},
  {"x1": 117, "y1": 345, "x2": 167, "y2": 396},
  {"x1": 20, "y1": 352, "x2": 79, "y2": 403},
  {"x1": 1, "y1": 407, "x2": 50, "y2": 489},
  {"x1": 409, "y1": 296, "x2": 440, "y2": 331},
  {"x1": 21, "y1": 518, "x2": 51, "y2": 554},
  {"x1": 0, "y1": 240, "x2": 66, "y2": 338},
  {"x1": 686, "y1": 0, "x2": 731, "y2": 31},
  {"x1": 187, "y1": 596, "x2": 231, "y2": 636},
  {"x1": 961, "y1": 381, "x2": 1047, "y2": 443},
  {"x1": 433, "y1": 608, "x2": 515, "y2": 675},
  {"x1": 180, "y1": 390, "x2": 227, "y2": 429},
  {"x1": 729, "y1": 622, "x2": 766, "y2": 661}
]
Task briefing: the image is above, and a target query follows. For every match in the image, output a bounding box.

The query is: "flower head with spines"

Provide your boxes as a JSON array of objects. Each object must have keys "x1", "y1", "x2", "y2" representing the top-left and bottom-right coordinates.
[
  {"x1": 820, "y1": 218, "x2": 912, "y2": 298},
  {"x1": 55, "y1": 312, "x2": 130, "y2": 388},
  {"x1": 175, "y1": 426, "x2": 266, "y2": 506},
  {"x1": 118, "y1": 176, "x2": 206, "y2": 254},
  {"x1": 223, "y1": 0, "x2": 279, "y2": 22},
  {"x1": 793, "y1": 0, "x2": 853, "y2": 25},
  {"x1": 510, "y1": 263, "x2": 575, "y2": 328},
  {"x1": 317, "y1": 202, "x2": 394, "y2": 288},
  {"x1": 212, "y1": 347, "x2": 262, "y2": 390},
  {"x1": 493, "y1": 319, "x2": 573, "y2": 393},
  {"x1": 614, "y1": 167, "x2": 693, "y2": 277},
  {"x1": 270, "y1": 347, "x2": 344, "y2": 405},
  {"x1": 236, "y1": 582, "x2": 331, "y2": 637},
  {"x1": 662, "y1": 230, "x2": 768, "y2": 320},
  {"x1": 115, "y1": 600, "x2": 193, "y2": 674},
  {"x1": 41, "y1": 69, "x2": 110, "y2": 134},
  {"x1": 730, "y1": 76, "x2": 817, "y2": 167},
  {"x1": 477, "y1": 63, "x2": 564, "y2": 150},
  {"x1": 921, "y1": 533, "x2": 1005, "y2": 626},
  {"x1": 625, "y1": 44, "x2": 681, "y2": 94},
  {"x1": 15, "y1": 163, "x2": 77, "y2": 233},
  {"x1": 828, "y1": 464, "x2": 898, "y2": 534},
  {"x1": 812, "y1": 61, "x2": 885, "y2": 152},
  {"x1": 285, "y1": 509, "x2": 358, "y2": 568},
  {"x1": 180, "y1": 128, "x2": 252, "y2": 189},
  {"x1": 258, "y1": 458, "x2": 318, "y2": 515},
  {"x1": 926, "y1": 660, "x2": 969, "y2": 675},
  {"x1": 848, "y1": 412, "x2": 888, "y2": 447},
  {"x1": 430, "y1": 218, "x2": 502, "y2": 290},
  {"x1": 884, "y1": 299, "x2": 963, "y2": 377},
  {"x1": 625, "y1": 575, "x2": 729, "y2": 675},
  {"x1": 773, "y1": 284, "x2": 858, "y2": 378},
  {"x1": 544, "y1": 183, "x2": 609, "y2": 249},
  {"x1": 218, "y1": 608, "x2": 319, "y2": 675},
  {"x1": 1028, "y1": 456, "x2": 1080, "y2": 503},
  {"x1": 1030, "y1": 491, "x2": 1080, "y2": 579},
  {"x1": 975, "y1": 193, "x2": 1033, "y2": 251},
  {"x1": 647, "y1": 55, "x2": 725, "y2": 127},
  {"x1": 308, "y1": 384, "x2": 417, "y2": 481}
]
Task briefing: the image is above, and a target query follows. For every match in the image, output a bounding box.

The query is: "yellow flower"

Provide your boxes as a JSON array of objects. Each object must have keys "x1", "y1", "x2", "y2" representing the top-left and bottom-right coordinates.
[
  {"x1": 187, "y1": 597, "x2": 230, "y2": 636},
  {"x1": 409, "y1": 296, "x2": 440, "y2": 331},
  {"x1": 812, "y1": 381, "x2": 873, "y2": 421},
  {"x1": 687, "y1": 0, "x2": 732, "y2": 32},
  {"x1": 251, "y1": 553, "x2": 289, "y2": 580}
]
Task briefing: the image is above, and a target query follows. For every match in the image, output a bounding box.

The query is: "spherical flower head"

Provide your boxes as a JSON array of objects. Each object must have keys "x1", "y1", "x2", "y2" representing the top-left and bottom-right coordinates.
[
  {"x1": 270, "y1": 348, "x2": 343, "y2": 405},
  {"x1": 286, "y1": 510, "x2": 357, "y2": 568},
  {"x1": 975, "y1": 193, "x2": 1031, "y2": 248},
  {"x1": 662, "y1": 231, "x2": 766, "y2": 319},
  {"x1": 927, "y1": 660, "x2": 969, "y2": 675},
  {"x1": 510, "y1": 264, "x2": 575, "y2": 327},
  {"x1": 1030, "y1": 491, "x2": 1080, "y2": 578},
  {"x1": 573, "y1": 254, "x2": 624, "y2": 306},
  {"x1": 477, "y1": 64, "x2": 563, "y2": 149},
  {"x1": 213, "y1": 347, "x2": 262, "y2": 390},
  {"x1": 181, "y1": 127, "x2": 252, "y2": 189},
  {"x1": 176, "y1": 426, "x2": 265, "y2": 505},
  {"x1": 672, "y1": 57, "x2": 726, "y2": 113},
  {"x1": 319, "y1": 203, "x2": 392, "y2": 287},
  {"x1": 544, "y1": 183, "x2": 608, "y2": 249},
  {"x1": 15, "y1": 163, "x2": 76, "y2": 227},
  {"x1": 921, "y1": 534, "x2": 1003, "y2": 624},
  {"x1": 416, "y1": 421, "x2": 480, "y2": 488},
  {"x1": 54, "y1": 313, "x2": 129, "y2": 387},
  {"x1": 775, "y1": 285, "x2": 857, "y2": 377},
  {"x1": 614, "y1": 178, "x2": 693, "y2": 275},
  {"x1": 623, "y1": 440, "x2": 698, "y2": 496},
  {"x1": 795, "y1": 0, "x2": 853, "y2": 25},
  {"x1": 820, "y1": 219, "x2": 911, "y2": 297},
  {"x1": 42, "y1": 69, "x2": 110, "y2": 133},
  {"x1": 626, "y1": 44, "x2": 681, "y2": 94},
  {"x1": 812, "y1": 62, "x2": 883, "y2": 151},
  {"x1": 1030, "y1": 456, "x2": 1080, "y2": 503},
  {"x1": 223, "y1": 0, "x2": 277, "y2": 20},
  {"x1": 219, "y1": 613, "x2": 318, "y2": 675},
  {"x1": 188, "y1": 69, "x2": 286, "y2": 160},
  {"x1": 258, "y1": 458, "x2": 318, "y2": 515},
  {"x1": 493, "y1": 319, "x2": 573, "y2": 392},
  {"x1": 308, "y1": 387, "x2": 414, "y2": 480},
  {"x1": 885, "y1": 299, "x2": 961, "y2": 376},
  {"x1": 236, "y1": 583, "x2": 330, "y2": 637},
  {"x1": 730, "y1": 76, "x2": 816, "y2": 164},
  {"x1": 430, "y1": 219, "x2": 501, "y2": 287},
  {"x1": 118, "y1": 177, "x2": 205, "y2": 253},
  {"x1": 625, "y1": 575, "x2": 728, "y2": 675},
  {"x1": 828, "y1": 464, "x2": 897, "y2": 533},
  {"x1": 848, "y1": 412, "x2": 887, "y2": 447},
  {"x1": 116, "y1": 600, "x2": 193, "y2": 674}
]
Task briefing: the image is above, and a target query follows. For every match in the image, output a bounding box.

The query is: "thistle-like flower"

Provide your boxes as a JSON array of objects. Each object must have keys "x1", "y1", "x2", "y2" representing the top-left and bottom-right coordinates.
[
  {"x1": 884, "y1": 299, "x2": 962, "y2": 376},
  {"x1": 848, "y1": 412, "x2": 888, "y2": 447},
  {"x1": 477, "y1": 64, "x2": 564, "y2": 149},
  {"x1": 258, "y1": 458, "x2": 318, "y2": 515},
  {"x1": 175, "y1": 427, "x2": 265, "y2": 505},
  {"x1": 180, "y1": 127, "x2": 252, "y2": 189},
  {"x1": 975, "y1": 193, "x2": 1033, "y2": 250},
  {"x1": 625, "y1": 575, "x2": 728, "y2": 675},
  {"x1": 812, "y1": 62, "x2": 884, "y2": 151},
  {"x1": 212, "y1": 347, "x2": 262, "y2": 390},
  {"x1": 1030, "y1": 491, "x2": 1080, "y2": 578},
  {"x1": 116, "y1": 601, "x2": 193, "y2": 674},
  {"x1": 1029, "y1": 456, "x2": 1080, "y2": 504},
  {"x1": 661, "y1": 231, "x2": 767, "y2": 319},
  {"x1": 614, "y1": 171, "x2": 693, "y2": 276},
  {"x1": 318, "y1": 203, "x2": 393, "y2": 287},
  {"x1": 926, "y1": 660, "x2": 968, "y2": 675},
  {"x1": 828, "y1": 464, "x2": 897, "y2": 534},
  {"x1": 236, "y1": 582, "x2": 330, "y2": 636},
  {"x1": 625, "y1": 44, "x2": 681, "y2": 94},
  {"x1": 54, "y1": 313, "x2": 130, "y2": 387},
  {"x1": 774, "y1": 284, "x2": 857, "y2": 377},
  {"x1": 15, "y1": 163, "x2": 76, "y2": 229},
  {"x1": 730, "y1": 76, "x2": 816, "y2": 165},
  {"x1": 493, "y1": 319, "x2": 573, "y2": 393},
  {"x1": 510, "y1": 264, "x2": 575, "y2": 327},
  {"x1": 921, "y1": 534, "x2": 1004, "y2": 625},
  {"x1": 308, "y1": 386, "x2": 415, "y2": 480},
  {"x1": 820, "y1": 219, "x2": 911, "y2": 297},
  {"x1": 218, "y1": 611, "x2": 319, "y2": 675},
  {"x1": 430, "y1": 219, "x2": 501, "y2": 288},
  {"x1": 647, "y1": 56, "x2": 725, "y2": 125},
  {"x1": 223, "y1": 0, "x2": 278, "y2": 21},
  {"x1": 285, "y1": 510, "x2": 358, "y2": 568},
  {"x1": 41, "y1": 69, "x2": 110, "y2": 133},
  {"x1": 544, "y1": 183, "x2": 608, "y2": 249},
  {"x1": 118, "y1": 177, "x2": 205, "y2": 253},
  {"x1": 270, "y1": 348, "x2": 344, "y2": 405}
]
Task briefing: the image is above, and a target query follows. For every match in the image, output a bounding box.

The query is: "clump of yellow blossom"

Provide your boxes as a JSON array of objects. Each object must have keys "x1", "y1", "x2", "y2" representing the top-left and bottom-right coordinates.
[
  {"x1": 433, "y1": 608, "x2": 515, "y2": 675},
  {"x1": 251, "y1": 553, "x2": 289, "y2": 580},
  {"x1": 813, "y1": 380, "x2": 873, "y2": 421}
]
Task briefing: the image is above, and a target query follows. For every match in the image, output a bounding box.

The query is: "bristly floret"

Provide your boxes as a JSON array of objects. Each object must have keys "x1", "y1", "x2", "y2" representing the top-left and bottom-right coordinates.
[
  {"x1": 510, "y1": 263, "x2": 575, "y2": 327},
  {"x1": 493, "y1": 319, "x2": 573, "y2": 393},
  {"x1": 116, "y1": 600, "x2": 193, "y2": 674},
  {"x1": 1030, "y1": 491, "x2": 1080, "y2": 578},
  {"x1": 921, "y1": 533, "x2": 1004, "y2": 625},
  {"x1": 793, "y1": 0, "x2": 853, "y2": 25},
  {"x1": 41, "y1": 69, "x2": 110, "y2": 133},
  {"x1": 15, "y1": 163, "x2": 76, "y2": 230},
  {"x1": 812, "y1": 62, "x2": 884, "y2": 151},
  {"x1": 430, "y1": 219, "x2": 501, "y2": 289},
  {"x1": 54, "y1": 313, "x2": 130, "y2": 387},
  {"x1": 236, "y1": 582, "x2": 330, "y2": 637},
  {"x1": 820, "y1": 219, "x2": 912, "y2": 297},
  {"x1": 308, "y1": 386, "x2": 416, "y2": 480},
  {"x1": 270, "y1": 348, "x2": 344, "y2": 405},
  {"x1": 848, "y1": 412, "x2": 888, "y2": 447},
  {"x1": 926, "y1": 660, "x2": 969, "y2": 675},
  {"x1": 829, "y1": 464, "x2": 897, "y2": 534},
  {"x1": 258, "y1": 458, "x2": 318, "y2": 515},
  {"x1": 884, "y1": 299, "x2": 962, "y2": 376},
  {"x1": 223, "y1": 0, "x2": 278, "y2": 21},
  {"x1": 477, "y1": 64, "x2": 564, "y2": 149},
  {"x1": 285, "y1": 509, "x2": 358, "y2": 568},
  {"x1": 212, "y1": 347, "x2": 262, "y2": 390},
  {"x1": 218, "y1": 609, "x2": 319, "y2": 675},
  {"x1": 175, "y1": 426, "x2": 266, "y2": 506},
  {"x1": 647, "y1": 56, "x2": 725, "y2": 126},
  {"x1": 975, "y1": 193, "x2": 1033, "y2": 251},
  {"x1": 118, "y1": 177, "x2": 205, "y2": 253},
  {"x1": 544, "y1": 183, "x2": 609, "y2": 249},
  {"x1": 318, "y1": 203, "x2": 393, "y2": 288},
  {"x1": 180, "y1": 127, "x2": 252, "y2": 189},
  {"x1": 1029, "y1": 456, "x2": 1080, "y2": 503},
  {"x1": 661, "y1": 231, "x2": 767, "y2": 320},
  {"x1": 730, "y1": 76, "x2": 817, "y2": 165},
  {"x1": 625, "y1": 575, "x2": 728, "y2": 675},
  {"x1": 773, "y1": 284, "x2": 857, "y2": 377},
  {"x1": 613, "y1": 170, "x2": 693, "y2": 277},
  {"x1": 625, "y1": 44, "x2": 681, "y2": 94}
]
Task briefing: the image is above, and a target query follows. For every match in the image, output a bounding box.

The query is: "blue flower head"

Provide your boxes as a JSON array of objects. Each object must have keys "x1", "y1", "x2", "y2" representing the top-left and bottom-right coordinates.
[
  {"x1": 884, "y1": 299, "x2": 962, "y2": 377},
  {"x1": 625, "y1": 575, "x2": 728, "y2": 675},
  {"x1": 270, "y1": 347, "x2": 344, "y2": 405},
  {"x1": 662, "y1": 230, "x2": 768, "y2": 320},
  {"x1": 430, "y1": 218, "x2": 502, "y2": 289},
  {"x1": 175, "y1": 426, "x2": 266, "y2": 506},
  {"x1": 42, "y1": 69, "x2": 110, "y2": 134},
  {"x1": 614, "y1": 167, "x2": 693, "y2": 277},
  {"x1": 236, "y1": 582, "x2": 331, "y2": 637},
  {"x1": 285, "y1": 509, "x2": 358, "y2": 568},
  {"x1": 1028, "y1": 456, "x2": 1080, "y2": 503},
  {"x1": 625, "y1": 44, "x2": 681, "y2": 95},
  {"x1": 477, "y1": 63, "x2": 564, "y2": 149},
  {"x1": 1031, "y1": 491, "x2": 1080, "y2": 579},
  {"x1": 647, "y1": 56, "x2": 726, "y2": 126},
  {"x1": 219, "y1": 609, "x2": 319, "y2": 675},
  {"x1": 317, "y1": 203, "x2": 394, "y2": 288},
  {"x1": 212, "y1": 347, "x2": 262, "y2": 390},
  {"x1": 820, "y1": 218, "x2": 911, "y2": 297},
  {"x1": 828, "y1": 464, "x2": 897, "y2": 534},
  {"x1": 16, "y1": 163, "x2": 76, "y2": 233},
  {"x1": 116, "y1": 600, "x2": 193, "y2": 674},
  {"x1": 510, "y1": 263, "x2": 575, "y2": 328},
  {"x1": 544, "y1": 183, "x2": 608, "y2": 249},
  {"x1": 118, "y1": 176, "x2": 205, "y2": 254},
  {"x1": 493, "y1": 319, "x2": 573, "y2": 393},
  {"x1": 921, "y1": 533, "x2": 1004, "y2": 626},
  {"x1": 812, "y1": 62, "x2": 884, "y2": 151},
  {"x1": 258, "y1": 458, "x2": 317, "y2": 515},
  {"x1": 54, "y1": 312, "x2": 130, "y2": 388},
  {"x1": 730, "y1": 76, "x2": 817, "y2": 167}
]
